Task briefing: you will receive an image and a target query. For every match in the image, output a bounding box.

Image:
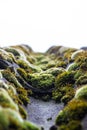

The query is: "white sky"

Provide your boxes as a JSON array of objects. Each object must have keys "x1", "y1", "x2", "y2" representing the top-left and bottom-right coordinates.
[{"x1": 0, "y1": 0, "x2": 87, "y2": 52}]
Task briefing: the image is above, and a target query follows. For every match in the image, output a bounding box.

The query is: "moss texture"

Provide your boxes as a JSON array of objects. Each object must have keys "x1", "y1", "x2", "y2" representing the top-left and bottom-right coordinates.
[{"x1": 0, "y1": 45, "x2": 87, "y2": 130}]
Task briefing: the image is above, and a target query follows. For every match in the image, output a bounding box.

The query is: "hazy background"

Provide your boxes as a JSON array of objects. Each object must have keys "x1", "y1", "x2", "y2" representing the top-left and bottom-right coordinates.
[{"x1": 0, "y1": 0, "x2": 87, "y2": 52}]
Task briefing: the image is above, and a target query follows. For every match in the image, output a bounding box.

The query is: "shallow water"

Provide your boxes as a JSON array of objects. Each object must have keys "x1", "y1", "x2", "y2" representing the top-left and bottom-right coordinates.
[{"x1": 26, "y1": 97, "x2": 64, "y2": 130}]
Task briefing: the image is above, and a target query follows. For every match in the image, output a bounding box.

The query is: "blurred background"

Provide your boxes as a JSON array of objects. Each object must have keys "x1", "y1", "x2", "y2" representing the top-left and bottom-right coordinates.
[{"x1": 0, "y1": 0, "x2": 87, "y2": 52}]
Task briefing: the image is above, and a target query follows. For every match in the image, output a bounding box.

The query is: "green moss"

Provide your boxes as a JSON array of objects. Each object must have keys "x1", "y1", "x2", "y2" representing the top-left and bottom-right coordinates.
[
  {"x1": 0, "y1": 88, "x2": 18, "y2": 111},
  {"x1": 1, "y1": 70, "x2": 22, "y2": 88},
  {"x1": 55, "y1": 71, "x2": 75, "y2": 88},
  {"x1": 0, "y1": 107, "x2": 41, "y2": 130},
  {"x1": 17, "y1": 59, "x2": 41, "y2": 73},
  {"x1": 56, "y1": 61, "x2": 68, "y2": 68},
  {"x1": 58, "y1": 120, "x2": 82, "y2": 130},
  {"x1": 74, "y1": 70, "x2": 84, "y2": 80},
  {"x1": 16, "y1": 87, "x2": 30, "y2": 106},
  {"x1": 17, "y1": 60, "x2": 30, "y2": 70},
  {"x1": 5, "y1": 48, "x2": 20, "y2": 57},
  {"x1": 23, "y1": 121, "x2": 40, "y2": 130},
  {"x1": 56, "y1": 99, "x2": 87, "y2": 125},
  {"x1": 45, "y1": 67, "x2": 65, "y2": 76},
  {"x1": 76, "y1": 75, "x2": 87, "y2": 86},
  {"x1": 28, "y1": 73, "x2": 55, "y2": 90},
  {"x1": 64, "y1": 48, "x2": 77, "y2": 62},
  {"x1": 17, "y1": 68, "x2": 28, "y2": 81},
  {"x1": 75, "y1": 85, "x2": 87, "y2": 100},
  {"x1": 18, "y1": 105, "x2": 27, "y2": 119},
  {"x1": 27, "y1": 55, "x2": 36, "y2": 64},
  {"x1": 67, "y1": 63, "x2": 79, "y2": 71},
  {"x1": 52, "y1": 85, "x2": 75, "y2": 103}
]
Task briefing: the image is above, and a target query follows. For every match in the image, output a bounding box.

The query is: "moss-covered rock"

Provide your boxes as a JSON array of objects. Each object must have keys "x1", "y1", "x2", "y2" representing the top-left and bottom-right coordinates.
[
  {"x1": 5, "y1": 47, "x2": 20, "y2": 57},
  {"x1": 75, "y1": 85, "x2": 87, "y2": 100},
  {"x1": 1, "y1": 69, "x2": 22, "y2": 88},
  {"x1": 76, "y1": 75, "x2": 87, "y2": 86},
  {"x1": 55, "y1": 71, "x2": 75, "y2": 88},
  {"x1": 58, "y1": 120, "x2": 82, "y2": 130},
  {"x1": 28, "y1": 72, "x2": 55, "y2": 90},
  {"x1": 0, "y1": 88, "x2": 18, "y2": 111},
  {"x1": 56, "y1": 99, "x2": 87, "y2": 125},
  {"x1": 52, "y1": 85, "x2": 75, "y2": 103}
]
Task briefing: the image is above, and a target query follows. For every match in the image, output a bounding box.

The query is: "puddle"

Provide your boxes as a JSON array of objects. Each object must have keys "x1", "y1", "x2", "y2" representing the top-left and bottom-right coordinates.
[{"x1": 26, "y1": 97, "x2": 64, "y2": 130}]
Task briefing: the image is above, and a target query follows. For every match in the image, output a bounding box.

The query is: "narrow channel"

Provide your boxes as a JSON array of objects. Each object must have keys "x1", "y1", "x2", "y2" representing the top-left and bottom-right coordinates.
[{"x1": 26, "y1": 97, "x2": 64, "y2": 130}]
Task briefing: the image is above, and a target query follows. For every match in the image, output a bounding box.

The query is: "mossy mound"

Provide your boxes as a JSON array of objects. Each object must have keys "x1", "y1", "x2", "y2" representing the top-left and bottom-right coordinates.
[
  {"x1": 28, "y1": 72, "x2": 55, "y2": 90},
  {"x1": 0, "y1": 44, "x2": 87, "y2": 130}
]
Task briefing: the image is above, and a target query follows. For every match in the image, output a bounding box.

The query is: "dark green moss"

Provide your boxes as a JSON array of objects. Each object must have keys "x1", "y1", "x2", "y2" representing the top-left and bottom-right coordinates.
[
  {"x1": 58, "y1": 120, "x2": 82, "y2": 130},
  {"x1": 5, "y1": 48, "x2": 20, "y2": 57},
  {"x1": 52, "y1": 85, "x2": 75, "y2": 103},
  {"x1": 55, "y1": 71, "x2": 75, "y2": 88},
  {"x1": 76, "y1": 75, "x2": 87, "y2": 86}
]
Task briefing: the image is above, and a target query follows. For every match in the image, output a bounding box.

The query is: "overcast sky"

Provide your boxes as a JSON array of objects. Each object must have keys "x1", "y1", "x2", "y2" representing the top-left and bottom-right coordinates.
[{"x1": 0, "y1": 0, "x2": 87, "y2": 52}]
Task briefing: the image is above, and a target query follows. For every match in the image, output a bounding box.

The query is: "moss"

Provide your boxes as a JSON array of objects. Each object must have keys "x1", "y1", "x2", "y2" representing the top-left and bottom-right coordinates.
[
  {"x1": 27, "y1": 55, "x2": 36, "y2": 64},
  {"x1": 18, "y1": 105, "x2": 27, "y2": 119},
  {"x1": 58, "y1": 120, "x2": 82, "y2": 130},
  {"x1": 45, "y1": 67, "x2": 65, "y2": 76},
  {"x1": 64, "y1": 48, "x2": 77, "y2": 62},
  {"x1": 16, "y1": 87, "x2": 30, "y2": 106},
  {"x1": 56, "y1": 61, "x2": 68, "y2": 68},
  {"x1": 0, "y1": 107, "x2": 41, "y2": 130},
  {"x1": 23, "y1": 121, "x2": 40, "y2": 130},
  {"x1": 67, "y1": 63, "x2": 79, "y2": 71},
  {"x1": 28, "y1": 73, "x2": 55, "y2": 90},
  {"x1": 5, "y1": 48, "x2": 20, "y2": 57},
  {"x1": 75, "y1": 85, "x2": 87, "y2": 100},
  {"x1": 52, "y1": 90, "x2": 63, "y2": 102},
  {"x1": 1, "y1": 107, "x2": 23, "y2": 130},
  {"x1": 17, "y1": 60, "x2": 30, "y2": 70},
  {"x1": 45, "y1": 60, "x2": 56, "y2": 69},
  {"x1": 0, "y1": 88, "x2": 18, "y2": 111},
  {"x1": 76, "y1": 75, "x2": 87, "y2": 86},
  {"x1": 17, "y1": 59, "x2": 41, "y2": 73},
  {"x1": 74, "y1": 70, "x2": 84, "y2": 80},
  {"x1": 1, "y1": 70, "x2": 22, "y2": 88},
  {"x1": 71, "y1": 50, "x2": 83, "y2": 60},
  {"x1": 52, "y1": 85, "x2": 75, "y2": 103},
  {"x1": 17, "y1": 68, "x2": 28, "y2": 81},
  {"x1": 55, "y1": 71, "x2": 75, "y2": 88},
  {"x1": 56, "y1": 99, "x2": 87, "y2": 125}
]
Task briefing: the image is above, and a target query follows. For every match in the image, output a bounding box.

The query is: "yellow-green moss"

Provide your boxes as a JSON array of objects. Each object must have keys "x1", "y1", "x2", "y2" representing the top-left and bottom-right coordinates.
[
  {"x1": 5, "y1": 48, "x2": 20, "y2": 57},
  {"x1": 0, "y1": 88, "x2": 18, "y2": 111},
  {"x1": 17, "y1": 68, "x2": 28, "y2": 81},
  {"x1": 28, "y1": 73, "x2": 55, "y2": 90},
  {"x1": 1, "y1": 70, "x2": 22, "y2": 88},
  {"x1": 52, "y1": 85, "x2": 75, "y2": 103},
  {"x1": 58, "y1": 120, "x2": 82, "y2": 130},
  {"x1": 16, "y1": 87, "x2": 30, "y2": 106},
  {"x1": 56, "y1": 99, "x2": 87, "y2": 125},
  {"x1": 55, "y1": 71, "x2": 75, "y2": 88},
  {"x1": 75, "y1": 85, "x2": 87, "y2": 100}
]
